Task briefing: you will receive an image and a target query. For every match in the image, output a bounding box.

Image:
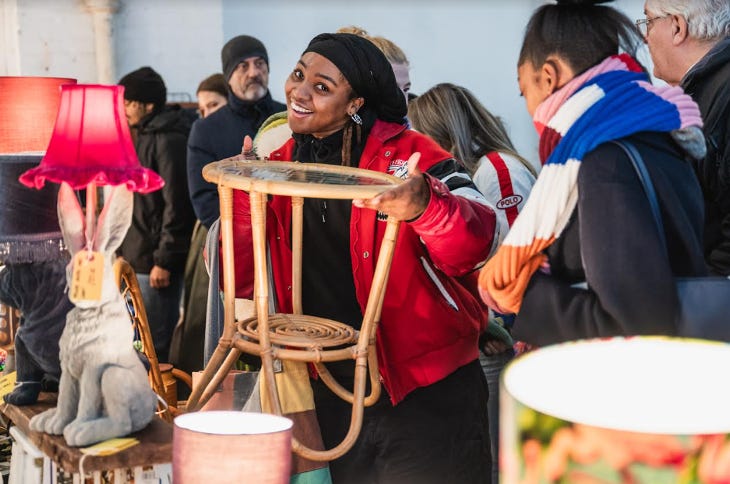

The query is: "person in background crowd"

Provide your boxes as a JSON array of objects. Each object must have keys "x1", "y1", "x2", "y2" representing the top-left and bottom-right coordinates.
[
  {"x1": 117, "y1": 66, "x2": 195, "y2": 362},
  {"x1": 409, "y1": 83, "x2": 536, "y2": 249},
  {"x1": 478, "y1": 0, "x2": 707, "y2": 347},
  {"x1": 337, "y1": 26, "x2": 414, "y2": 102},
  {"x1": 230, "y1": 32, "x2": 495, "y2": 484},
  {"x1": 187, "y1": 34, "x2": 286, "y2": 229},
  {"x1": 169, "y1": 72, "x2": 227, "y2": 377},
  {"x1": 640, "y1": 0, "x2": 730, "y2": 275},
  {"x1": 176, "y1": 36, "x2": 285, "y2": 372},
  {"x1": 196, "y1": 73, "x2": 228, "y2": 119},
  {"x1": 409, "y1": 82, "x2": 536, "y2": 484}
]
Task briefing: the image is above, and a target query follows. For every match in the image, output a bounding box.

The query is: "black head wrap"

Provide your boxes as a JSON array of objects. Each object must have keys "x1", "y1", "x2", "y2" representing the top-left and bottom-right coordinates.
[{"x1": 303, "y1": 33, "x2": 407, "y2": 124}]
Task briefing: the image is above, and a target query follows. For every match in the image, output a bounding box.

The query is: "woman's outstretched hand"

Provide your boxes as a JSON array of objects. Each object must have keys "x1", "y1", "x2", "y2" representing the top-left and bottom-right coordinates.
[{"x1": 353, "y1": 152, "x2": 430, "y2": 221}]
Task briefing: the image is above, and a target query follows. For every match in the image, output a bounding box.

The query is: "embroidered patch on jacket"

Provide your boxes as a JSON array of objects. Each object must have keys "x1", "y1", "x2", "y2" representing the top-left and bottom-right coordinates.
[
  {"x1": 378, "y1": 158, "x2": 409, "y2": 221},
  {"x1": 496, "y1": 194, "x2": 523, "y2": 210},
  {"x1": 387, "y1": 159, "x2": 409, "y2": 179}
]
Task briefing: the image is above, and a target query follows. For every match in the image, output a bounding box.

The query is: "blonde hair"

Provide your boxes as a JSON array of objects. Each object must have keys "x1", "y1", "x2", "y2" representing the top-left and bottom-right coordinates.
[
  {"x1": 409, "y1": 83, "x2": 536, "y2": 177},
  {"x1": 336, "y1": 26, "x2": 409, "y2": 66}
]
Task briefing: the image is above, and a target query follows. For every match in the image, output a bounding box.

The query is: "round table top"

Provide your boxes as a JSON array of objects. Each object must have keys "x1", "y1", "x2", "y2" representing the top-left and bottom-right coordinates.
[{"x1": 202, "y1": 158, "x2": 403, "y2": 199}]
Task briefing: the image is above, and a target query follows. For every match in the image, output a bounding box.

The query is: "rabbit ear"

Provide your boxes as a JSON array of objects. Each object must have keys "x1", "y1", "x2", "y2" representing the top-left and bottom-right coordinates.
[
  {"x1": 93, "y1": 185, "x2": 133, "y2": 255},
  {"x1": 57, "y1": 182, "x2": 87, "y2": 255}
]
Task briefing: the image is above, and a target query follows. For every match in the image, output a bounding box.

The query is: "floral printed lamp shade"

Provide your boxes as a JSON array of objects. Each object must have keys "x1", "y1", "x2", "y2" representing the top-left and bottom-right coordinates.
[
  {"x1": 19, "y1": 84, "x2": 164, "y2": 193},
  {"x1": 501, "y1": 337, "x2": 730, "y2": 484}
]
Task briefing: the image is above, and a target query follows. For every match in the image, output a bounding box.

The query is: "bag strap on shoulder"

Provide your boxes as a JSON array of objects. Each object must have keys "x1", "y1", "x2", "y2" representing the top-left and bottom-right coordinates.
[{"x1": 610, "y1": 139, "x2": 668, "y2": 254}]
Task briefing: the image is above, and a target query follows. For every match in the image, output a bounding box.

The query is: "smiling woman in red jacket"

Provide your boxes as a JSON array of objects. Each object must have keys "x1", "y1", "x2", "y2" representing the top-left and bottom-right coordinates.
[{"x1": 228, "y1": 33, "x2": 496, "y2": 484}]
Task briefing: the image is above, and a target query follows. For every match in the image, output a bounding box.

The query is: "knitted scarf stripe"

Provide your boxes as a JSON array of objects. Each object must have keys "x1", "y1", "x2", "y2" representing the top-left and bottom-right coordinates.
[{"x1": 478, "y1": 54, "x2": 703, "y2": 314}]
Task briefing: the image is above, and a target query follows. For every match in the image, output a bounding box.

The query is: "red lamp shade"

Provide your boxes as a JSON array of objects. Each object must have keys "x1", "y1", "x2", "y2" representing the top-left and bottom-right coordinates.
[
  {"x1": 0, "y1": 76, "x2": 76, "y2": 153},
  {"x1": 19, "y1": 84, "x2": 164, "y2": 193}
]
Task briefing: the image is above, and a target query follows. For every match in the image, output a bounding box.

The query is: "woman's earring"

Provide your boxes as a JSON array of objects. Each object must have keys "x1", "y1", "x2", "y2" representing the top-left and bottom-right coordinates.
[{"x1": 351, "y1": 112, "x2": 362, "y2": 125}]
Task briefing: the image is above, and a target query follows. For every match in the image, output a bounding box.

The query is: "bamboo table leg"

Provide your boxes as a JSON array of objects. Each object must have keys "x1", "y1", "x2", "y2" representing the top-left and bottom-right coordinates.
[
  {"x1": 250, "y1": 190, "x2": 283, "y2": 417},
  {"x1": 197, "y1": 160, "x2": 405, "y2": 461},
  {"x1": 187, "y1": 185, "x2": 241, "y2": 411}
]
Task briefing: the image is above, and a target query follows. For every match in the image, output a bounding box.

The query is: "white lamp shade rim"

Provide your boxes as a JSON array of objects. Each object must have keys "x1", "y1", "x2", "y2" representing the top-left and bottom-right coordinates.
[
  {"x1": 174, "y1": 411, "x2": 293, "y2": 436},
  {"x1": 503, "y1": 337, "x2": 730, "y2": 435}
]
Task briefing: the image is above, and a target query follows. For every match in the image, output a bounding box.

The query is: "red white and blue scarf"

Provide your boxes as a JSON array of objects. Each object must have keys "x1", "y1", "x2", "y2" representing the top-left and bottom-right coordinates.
[{"x1": 478, "y1": 54, "x2": 704, "y2": 313}]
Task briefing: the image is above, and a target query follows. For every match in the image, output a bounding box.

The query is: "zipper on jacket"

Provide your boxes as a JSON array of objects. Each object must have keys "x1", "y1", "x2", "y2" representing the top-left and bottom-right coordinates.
[{"x1": 420, "y1": 257, "x2": 459, "y2": 311}]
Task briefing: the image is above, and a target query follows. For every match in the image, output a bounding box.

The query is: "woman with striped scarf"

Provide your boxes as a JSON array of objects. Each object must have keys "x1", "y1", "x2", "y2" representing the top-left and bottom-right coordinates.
[{"x1": 478, "y1": 0, "x2": 707, "y2": 347}]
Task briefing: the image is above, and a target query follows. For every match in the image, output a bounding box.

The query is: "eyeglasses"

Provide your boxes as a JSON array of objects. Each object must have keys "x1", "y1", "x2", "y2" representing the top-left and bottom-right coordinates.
[{"x1": 635, "y1": 15, "x2": 666, "y2": 36}]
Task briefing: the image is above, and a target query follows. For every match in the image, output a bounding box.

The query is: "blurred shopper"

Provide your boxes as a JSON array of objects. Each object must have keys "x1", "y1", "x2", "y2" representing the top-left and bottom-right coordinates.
[
  {"x1": 117, "y1": 66, "x2": 195, "y2": 362},
  {"x1": 641, "y1": 0, "x2": 730, "y2": 275}
]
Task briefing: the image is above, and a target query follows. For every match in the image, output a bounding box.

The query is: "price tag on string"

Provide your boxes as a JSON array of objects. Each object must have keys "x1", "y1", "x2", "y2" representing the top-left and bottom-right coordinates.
[
  {"x1": 0, "y1": 372, "x2": 17, "y2": 400},
  {"x1": 69, "y1": 250, "x2": 104, "y2": 303}
]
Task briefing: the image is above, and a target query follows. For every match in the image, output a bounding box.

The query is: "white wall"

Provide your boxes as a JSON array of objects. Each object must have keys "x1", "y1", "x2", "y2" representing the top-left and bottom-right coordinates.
[
  {"x1": 2, "y1": 0, "x2": 650, "y2": 163},
  {"x1": 222, "y1": 0, "x2": 546, "y2": 163},
  {"x1": 1, "y1": 0, "x2": 21, "y2": 75},
  {"x1": 221, "y1": 0, "x2": 649, "y2": 165},
  {"x1": 2, "y1": 0, "x2": 97, "y2": 81},
  {"x1": 114, "y1": 0, "x2": 224, "y2": 101}
]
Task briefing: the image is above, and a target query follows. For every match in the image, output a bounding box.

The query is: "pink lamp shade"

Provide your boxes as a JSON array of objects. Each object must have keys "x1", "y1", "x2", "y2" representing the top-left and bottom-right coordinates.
[
  {"x1": 19, "y1": 84, "x2": 164, "y2": 193},
  {"x1": 173, "y1": 411, "x2": 293, "y2": 483},
  {"x1": 0, "y1": 76, "x2": 76, "y2": 154}
]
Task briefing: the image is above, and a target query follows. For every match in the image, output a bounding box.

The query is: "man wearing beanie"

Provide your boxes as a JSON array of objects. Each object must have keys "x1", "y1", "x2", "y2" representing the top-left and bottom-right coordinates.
[
  {"x1": 117, "y1": 66, "x2": 195, "y2": 362},
  {"x1": 175, "y1": 36, "x2": 284, "y2": 373},
  {"x1": 187, "y1": 35, "x2": 285, "y2": 229}
]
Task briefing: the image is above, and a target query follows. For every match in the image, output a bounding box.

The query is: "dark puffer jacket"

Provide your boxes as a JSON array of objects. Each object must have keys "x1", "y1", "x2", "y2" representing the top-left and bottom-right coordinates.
[
  {"x1": 186, "y1": 91, "x2": 286, "y2": 228},
  {"x1": 681, "y1": 36, "x2": 730, "y2": 275},
  {"x1": 118, "y1": 105, "x2": 195, "y2": 274}
]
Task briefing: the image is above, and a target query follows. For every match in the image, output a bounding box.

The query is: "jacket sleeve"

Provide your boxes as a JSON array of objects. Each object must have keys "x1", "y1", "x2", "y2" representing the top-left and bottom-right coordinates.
[
  {"x1": 153, "y1": 132, "x2": 195, "y2": 271},
  {"x1": 706, "y1": 114, "x2": 730, "y2": 275},
  {"x1": 226, "y1": 189, "x2": 255, "y2": 299},
  {"x1": 513, "y1": 144, "x2": 679, "y2": 346},
  {"x1": 409, "y1": 158, "x2": 496, "y2": 277},
  {"x1": 187, "y1": 121, "x2": 220, "y2": 228}
]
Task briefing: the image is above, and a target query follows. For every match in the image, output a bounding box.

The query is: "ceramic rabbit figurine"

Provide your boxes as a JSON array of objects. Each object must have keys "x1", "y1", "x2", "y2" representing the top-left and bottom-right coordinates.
[{"x1": 29, "y1": 183, "x2": 157, "y2": 447}]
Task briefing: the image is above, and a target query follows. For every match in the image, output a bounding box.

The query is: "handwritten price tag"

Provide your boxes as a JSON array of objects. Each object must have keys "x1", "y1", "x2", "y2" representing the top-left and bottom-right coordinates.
[
  {"x1": 80, "y1": 437, "x2": 140, "y2": 456},
  {"x1": 70, "y1": 251, "x2": 104, "y2": 303},
  {"x1": 0, "y1": 372, "x2": 17, "y2": 399}
]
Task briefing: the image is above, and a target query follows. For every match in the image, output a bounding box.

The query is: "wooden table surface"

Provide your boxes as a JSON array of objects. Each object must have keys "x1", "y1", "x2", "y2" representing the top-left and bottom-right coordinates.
[{"x1": 0, "y1": 392, "x2": 172, "y2": 473}]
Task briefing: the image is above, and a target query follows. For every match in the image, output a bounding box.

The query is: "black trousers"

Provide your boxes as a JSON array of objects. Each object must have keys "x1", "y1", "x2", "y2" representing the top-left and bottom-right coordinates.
[{"x1": 313, "y1": 359, "x2": 491, "y2": 484}]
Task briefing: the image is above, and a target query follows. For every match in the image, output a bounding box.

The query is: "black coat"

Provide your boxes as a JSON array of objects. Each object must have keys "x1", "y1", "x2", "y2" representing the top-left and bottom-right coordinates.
[
  {"x1": 118, "y1": 105, "x2": 195, "y2": 274},
  {"x1": 681, "y1": 36, "x2": 730, "y2": 275},
  {"x1": 186, "y1": 91, "x2": 286, "y2": 228},
  {"x1": 514, "y1": 132, "x2": 706, "y2": 347}
]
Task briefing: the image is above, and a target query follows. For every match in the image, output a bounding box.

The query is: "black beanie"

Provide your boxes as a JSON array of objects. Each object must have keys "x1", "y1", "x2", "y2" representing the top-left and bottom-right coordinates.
[
  {"x1": 304, "y1": 33, "x2": 407, "y2": 124},
  {"x1": 118, "y1": 66, "x2": 167, "y2": 110},
  {"x1": 221, "y1": 35, "x2": 269, "y2": 81}
]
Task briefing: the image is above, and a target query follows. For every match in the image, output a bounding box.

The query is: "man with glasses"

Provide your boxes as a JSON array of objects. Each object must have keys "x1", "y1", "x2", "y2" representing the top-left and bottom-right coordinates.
[{"x1": 639, "y1": 0, "x2": 730, "y2": 275}]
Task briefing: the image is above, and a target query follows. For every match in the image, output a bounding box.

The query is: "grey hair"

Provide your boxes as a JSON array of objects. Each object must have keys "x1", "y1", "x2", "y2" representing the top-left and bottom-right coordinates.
[{"x1": 646, "y1": 0, "x2": 730, "y2": 40}]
